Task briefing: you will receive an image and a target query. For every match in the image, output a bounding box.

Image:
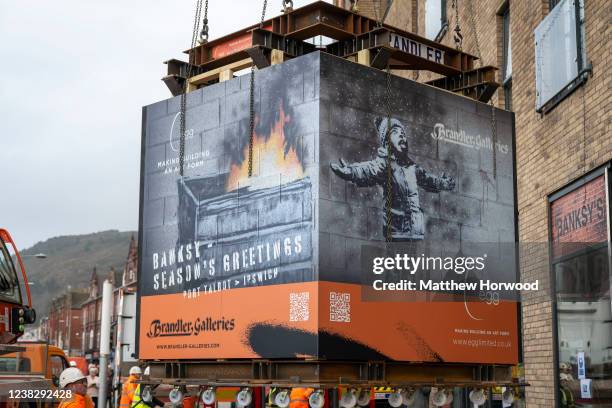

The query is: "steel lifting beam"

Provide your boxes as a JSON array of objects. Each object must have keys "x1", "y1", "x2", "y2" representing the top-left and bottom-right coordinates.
[
  {"x1": 326, "y1": 28, "x2": 472, "y2": 76},
  {"x1": 162, "y1": 59, "x2": 191, "y2": 96},
  {"x1": 162, "y1": 28, "x2": 318, "y2": 96},
  {"x1": 426, "y1": 66, "x2": 500, "y2": 102},
  {"x1": 140, "y1": 360, "x2": 522, "y2": 388},
  {"x1": 188, "y1": 28, "x2": 318, "y2": 71},
  {"x1": 252, "y1": 29, "x2": 318, "y2": 59},
  {"x1": 163, "y1": 1, "x2": 500, "y2": 103},
  {"x1": 183, "y1": 3, "x2": 477, "y2": 73}
]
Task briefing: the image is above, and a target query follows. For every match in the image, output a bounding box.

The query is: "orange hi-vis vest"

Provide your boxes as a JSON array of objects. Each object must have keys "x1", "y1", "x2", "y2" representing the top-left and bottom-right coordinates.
[
  {"x1": 59, "y1": 393, "x2": 95, "y2": 408},
  {"x1": 290, "y1": 388, "x2": 314, "y2": 408},
  {"x1": 120, "y1": 375, "x2": 139, "y2": 408}
]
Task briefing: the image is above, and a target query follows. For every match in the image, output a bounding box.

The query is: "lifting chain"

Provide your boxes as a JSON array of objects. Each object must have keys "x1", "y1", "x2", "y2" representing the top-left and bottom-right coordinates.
[
  {"x1": 180, "y1": 0, "x2": 204, "y2": 177},
  {"x1": 451, "y1": 0, "x2": 463, "y2": 50},
  {"x1": 199, "y1": 0, "x2": 210, "y2": 44},
  {"x1": 465, "y1": 0, "x2": 482, "y2": 66},
  {"x1": 465, "y1": 0, "x2": 498, "y2": 176},
  {"x1": 374, "y1": 0, "x2": 393, "y2": 28},
  {"x1": 282, "y1": 0, "x2": 293, "y2": 13},
  {"x1": 384, "y1": 63, "x2": 393, "y2": 243},
  {"x1": 248, "y1": 0, "x2": 268, "y2": 178}
]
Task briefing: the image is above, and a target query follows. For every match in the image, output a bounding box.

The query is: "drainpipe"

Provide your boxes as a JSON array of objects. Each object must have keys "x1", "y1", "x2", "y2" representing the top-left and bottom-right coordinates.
[
  {"x1": 113, "y1": 288, "x2": 125, "y2": 408},
  {"x1": 98, "y1": 281, "x2": 113, "y2": 408}
]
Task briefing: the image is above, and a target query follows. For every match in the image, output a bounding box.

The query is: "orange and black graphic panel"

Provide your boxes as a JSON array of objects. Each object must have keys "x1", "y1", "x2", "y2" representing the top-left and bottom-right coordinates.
[{"x1": 138, "y1": 52, "x2": 518, "y2": 364}]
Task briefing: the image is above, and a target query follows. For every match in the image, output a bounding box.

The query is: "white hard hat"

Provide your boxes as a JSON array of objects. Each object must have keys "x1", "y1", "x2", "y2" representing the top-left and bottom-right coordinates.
[
  {"x1": 59, "y1": 367, "x2": 86, "y2": 388},
  {"x1": 129, "y1": 366, "x2": 142, "y2": 375},
  {"x1": 69, "y1": 361, "x2": 77, "y2": 367}
]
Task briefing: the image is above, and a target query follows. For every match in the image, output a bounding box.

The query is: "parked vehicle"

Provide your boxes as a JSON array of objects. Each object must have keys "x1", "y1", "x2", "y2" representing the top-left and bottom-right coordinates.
[
  {"x1": 0, "y1": 229, "x2": 43, "y2": 404},
  {"x1": 67, "y1": 356, "x2": 88, "y2": 377}
]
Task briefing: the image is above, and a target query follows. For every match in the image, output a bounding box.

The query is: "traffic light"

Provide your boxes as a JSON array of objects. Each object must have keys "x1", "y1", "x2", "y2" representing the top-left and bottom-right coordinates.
[{"x1": 11, "y1": 307, "x2": 26, "y2": 334}]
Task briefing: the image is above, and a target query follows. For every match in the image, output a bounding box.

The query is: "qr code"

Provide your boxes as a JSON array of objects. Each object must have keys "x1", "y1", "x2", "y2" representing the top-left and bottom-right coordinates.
[
  {"x1": 289, "y1": 292, "x2": 310, "y2": 322},
  {"x1": 329, "y1": 292, "x2": 351, "y2": 322}
]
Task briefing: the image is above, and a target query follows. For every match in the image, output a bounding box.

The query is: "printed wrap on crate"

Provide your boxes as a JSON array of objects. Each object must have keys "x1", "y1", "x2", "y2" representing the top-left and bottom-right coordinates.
[{"x1": 137, "y1": 52, "x2": 519, "y2": 363}]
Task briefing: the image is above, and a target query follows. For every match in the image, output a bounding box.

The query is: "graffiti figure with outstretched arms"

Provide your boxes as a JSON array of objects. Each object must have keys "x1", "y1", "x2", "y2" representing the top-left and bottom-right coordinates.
[{"x1": 330, "y1": 117, "x2": 455, "y2": 241}]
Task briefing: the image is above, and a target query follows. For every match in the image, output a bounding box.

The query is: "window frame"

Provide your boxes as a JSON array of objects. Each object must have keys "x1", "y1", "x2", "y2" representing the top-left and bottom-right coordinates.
[
  {"x1": 535, "y1": 0, "x2": 591, "y2": 114},
  {"x1": 548, "y1": 162, "x2": 612, "y2": 407},
  {"x1": 501, "y1": 5, "x2": 511, "y2": 82},
  {"x1": 499, "y1": 2, "x2": 512, "y2": 110},
  {"x1": 0, "y1": 240, "x2": 23, "y2": 305},
  {"x1": 50, "y1": 354, "x2": 68, "y2": 377}
]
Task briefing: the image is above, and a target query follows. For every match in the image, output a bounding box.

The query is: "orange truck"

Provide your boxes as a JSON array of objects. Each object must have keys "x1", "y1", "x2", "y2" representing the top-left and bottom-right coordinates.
[
  {"x1": 0, "y1": 229, "x2": 37, "y2": 342},
  {"x1": 0, "y1": 342, "x2": 70, "y2": 406},
  {"x1": 2, "y1": 342, "x2": 70, "y2": 385},
  {"x1": 0, "y1": 229, "x2": 43, "y2": 404}
]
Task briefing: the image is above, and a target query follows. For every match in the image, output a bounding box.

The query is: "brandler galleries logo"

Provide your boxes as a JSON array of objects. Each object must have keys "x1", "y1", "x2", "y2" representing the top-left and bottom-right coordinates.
[
  {"x1": 147, "y1": 317, "x2": 236, "y2": 338},
  {"x1": 430, "y1": 123, "x2": 509, "y2": 154}
]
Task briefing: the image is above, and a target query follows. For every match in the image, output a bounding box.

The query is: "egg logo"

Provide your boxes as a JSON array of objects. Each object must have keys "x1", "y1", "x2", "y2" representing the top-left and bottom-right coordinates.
[{"x1": 169, "y1": 112, "x2": 195, "y2": 152}]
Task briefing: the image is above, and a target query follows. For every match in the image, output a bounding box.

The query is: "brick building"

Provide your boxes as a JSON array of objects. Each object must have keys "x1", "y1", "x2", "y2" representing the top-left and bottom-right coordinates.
[
  {"x1": 80, "y1": 267, "x2": 104, "y2": 360},
  {"x1": 47, "y1": 289, "x2": 88, "y2": 356},
  {"x1": 41, "y1": 236, "x2": 139, "y2": 363},
  {"x1": 79, "y1": 236, "x2": 138, "y2": 361},
  {"x1": 339, "y1": 1, "x2": 610, "y2": 406}
]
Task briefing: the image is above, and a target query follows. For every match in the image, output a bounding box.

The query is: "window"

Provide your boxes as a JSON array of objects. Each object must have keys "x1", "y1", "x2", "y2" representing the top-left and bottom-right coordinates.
[
  {"x1": 0, "y1": 239, "x2": 22, "y2": 304},
  {"x1": 501, "y1": 4, "x2": 512, "y2": 110},
  {"x1": 549, "y1": 165, "x2": 612, "y2": 407},
  {"x1": 534, "y1": 0, "x2": 588, "y2": 113},
  {"x1": 425, "y1": 0, "x2": 448, "y2": 41},
  {"x1": 0, "y1": 357, "x2": 31, "y2": 373},
  {"x1": 50, "y1": 355, "x2": 68, "y2": 378}
]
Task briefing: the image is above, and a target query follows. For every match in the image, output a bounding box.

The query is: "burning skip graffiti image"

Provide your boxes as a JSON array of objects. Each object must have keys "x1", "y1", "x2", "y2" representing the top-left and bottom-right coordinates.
[
  {"x1": 331, "y1": 117, "x2": 455, "y2": 240},
  {"x1": 175, "y1": 103, "x2": 315, "y2": 291}
]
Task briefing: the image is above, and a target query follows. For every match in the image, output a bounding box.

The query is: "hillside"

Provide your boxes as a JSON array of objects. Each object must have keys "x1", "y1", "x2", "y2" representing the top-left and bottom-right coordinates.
[{"x1": 19, "y1": 230, "x2": 136, "y2": 316}]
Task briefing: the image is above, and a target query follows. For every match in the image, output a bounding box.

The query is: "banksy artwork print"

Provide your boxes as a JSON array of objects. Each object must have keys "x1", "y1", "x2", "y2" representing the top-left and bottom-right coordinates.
[{"x1": 330, "y1": 116, "x2": 455, "y2": 241}]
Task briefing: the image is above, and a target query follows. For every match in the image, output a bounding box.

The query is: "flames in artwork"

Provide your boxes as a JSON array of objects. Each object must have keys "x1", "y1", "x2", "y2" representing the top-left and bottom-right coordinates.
[{"x1": 226, "y1": 104, "x2": 304, "y2": 191}]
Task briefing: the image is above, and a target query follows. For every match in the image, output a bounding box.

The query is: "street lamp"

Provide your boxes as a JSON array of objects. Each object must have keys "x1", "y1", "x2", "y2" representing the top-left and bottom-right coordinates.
[
  {"x1": 21, "y1": 254, "x2": 48, "y2": 286},
  {"x1": 22, "y1": 253, "x2": 47, "y2": 259}
]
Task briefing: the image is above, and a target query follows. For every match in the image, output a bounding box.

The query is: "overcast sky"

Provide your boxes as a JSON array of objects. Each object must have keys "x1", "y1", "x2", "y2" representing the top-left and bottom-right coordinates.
[{"x1": 0, "y1": 0, "x2": 330, "y2": 249}]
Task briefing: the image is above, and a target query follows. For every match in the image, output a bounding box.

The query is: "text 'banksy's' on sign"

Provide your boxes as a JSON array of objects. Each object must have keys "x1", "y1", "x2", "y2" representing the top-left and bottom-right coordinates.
[{"x1": 389, "y1": 33, "x2": 445, "y2": 64}]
